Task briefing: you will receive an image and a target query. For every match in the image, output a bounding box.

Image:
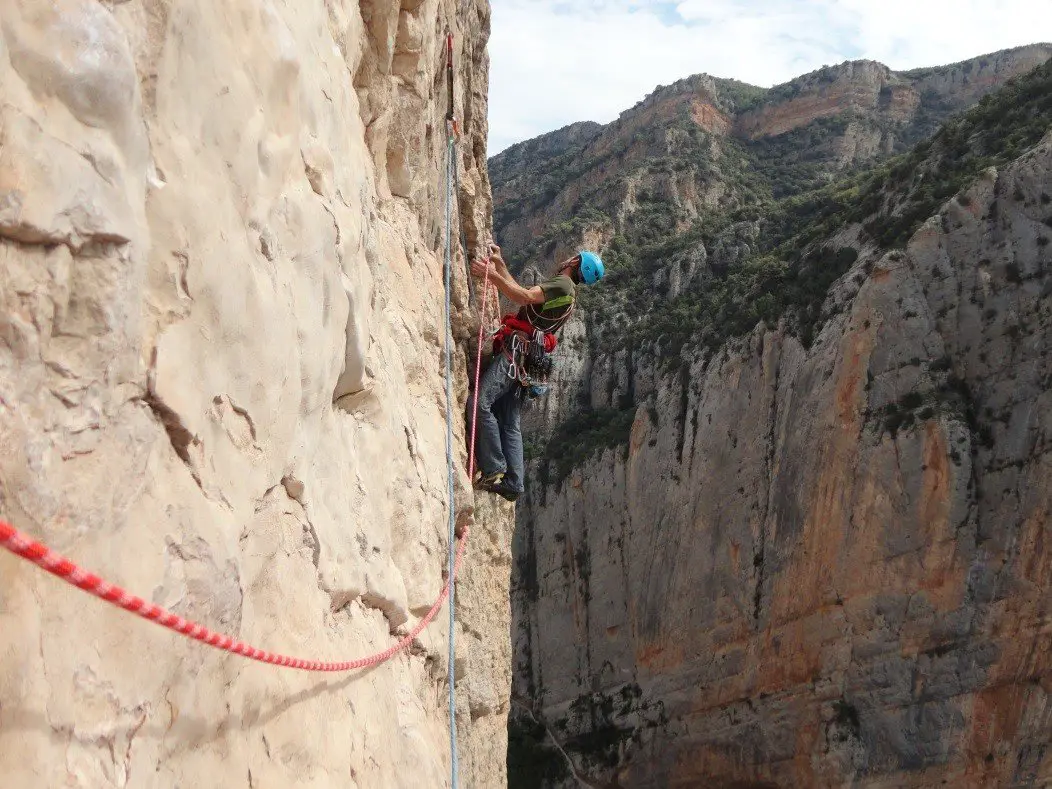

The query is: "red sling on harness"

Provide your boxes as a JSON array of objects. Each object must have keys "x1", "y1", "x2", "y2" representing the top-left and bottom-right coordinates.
[{"x1": 492, "y1": 315, "x2": 558, "y2": 354}]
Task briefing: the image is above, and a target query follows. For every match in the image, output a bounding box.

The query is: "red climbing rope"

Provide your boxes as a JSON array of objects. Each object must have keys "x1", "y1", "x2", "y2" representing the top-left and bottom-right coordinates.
[
  {"x1": 468, "y1": 260, "x2": 492, "y2": 478},
  {"x1": 0, "y1": 517, "x2": 468, "y2": 672}
]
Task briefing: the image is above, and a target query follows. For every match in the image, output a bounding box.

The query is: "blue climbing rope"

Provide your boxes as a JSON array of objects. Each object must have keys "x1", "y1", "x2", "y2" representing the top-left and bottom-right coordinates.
[{"x1": 444, "y1": 126, "x2": 460, "y2": 787}]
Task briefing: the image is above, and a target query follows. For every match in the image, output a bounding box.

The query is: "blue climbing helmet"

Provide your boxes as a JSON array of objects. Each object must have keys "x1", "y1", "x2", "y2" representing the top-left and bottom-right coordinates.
[{"x1": 578, "y1": 250, "x2": 605, "y2": 285}]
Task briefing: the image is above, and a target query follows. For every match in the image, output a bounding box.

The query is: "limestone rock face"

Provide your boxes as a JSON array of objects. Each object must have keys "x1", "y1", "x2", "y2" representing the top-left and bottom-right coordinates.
[
  {"x1": 0, "y1": 1, "x2": 509, "y2": 787},
  {"x1": 736, "y1": 59, "x2": 902, "y2": 139},
  {"x1": 512, "y1": 135, "x2": 1052, "y2": 786},
  {"x1": 736, "y1": 45, "x2": 1052, "y2": 148}
]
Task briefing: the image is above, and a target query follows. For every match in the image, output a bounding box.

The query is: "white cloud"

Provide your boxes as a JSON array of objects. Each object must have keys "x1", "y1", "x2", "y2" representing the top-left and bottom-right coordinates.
[{"x1": 488, "y1": 0, "x2": 1052, "y2": 155}]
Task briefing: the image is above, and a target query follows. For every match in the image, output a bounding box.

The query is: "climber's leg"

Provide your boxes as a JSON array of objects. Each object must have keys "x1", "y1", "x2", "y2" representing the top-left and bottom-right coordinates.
[
  {"x1": 494, "y1": 388, "x2": 525, "y2": 497},
  {"x1": 471, "y1": 354, "x2": 517, "y2": 483}
]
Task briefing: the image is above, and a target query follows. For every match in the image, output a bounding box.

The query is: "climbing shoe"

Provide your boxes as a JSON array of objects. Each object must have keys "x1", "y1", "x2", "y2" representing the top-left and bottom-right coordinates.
[
  {"x1": 489, "y1": 481, "x2": 520, "y2": 503},
  {"x1": 473, "y1": 471, "x2": 519, "y2": 502},
  {"x1": 473, "y1": 470, "x2": 504, "y2": 489}
]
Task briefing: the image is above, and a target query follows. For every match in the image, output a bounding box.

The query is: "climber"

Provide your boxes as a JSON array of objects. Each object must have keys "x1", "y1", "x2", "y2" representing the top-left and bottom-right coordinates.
[{"x1": 469, "y1": 243, "x2": 605, "y2": 502}]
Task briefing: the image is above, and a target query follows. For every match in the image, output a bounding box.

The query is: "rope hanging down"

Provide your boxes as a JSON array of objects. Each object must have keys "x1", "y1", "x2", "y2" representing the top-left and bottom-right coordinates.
[
  {"x1": 444, "y1": 83, "x2": 461, "y2": 789},
  {"x1": 0, "y1": 518, "x2": 468, "y2": 672},
  {"x1": 447, "y1": 31, "x2": 476, "y2": 308}
]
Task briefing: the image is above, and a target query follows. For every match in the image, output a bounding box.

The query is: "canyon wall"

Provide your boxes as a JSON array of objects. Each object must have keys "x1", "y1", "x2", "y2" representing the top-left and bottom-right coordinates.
[{"x1": 512, "y1": 129, "x2": 1052, "y2": 788}]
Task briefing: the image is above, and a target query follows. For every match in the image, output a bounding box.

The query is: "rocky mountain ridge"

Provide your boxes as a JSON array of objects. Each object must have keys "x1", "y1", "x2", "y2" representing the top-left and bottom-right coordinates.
[{"x1": 491, "y1": 44, "x2": 1052, "y2": 273}]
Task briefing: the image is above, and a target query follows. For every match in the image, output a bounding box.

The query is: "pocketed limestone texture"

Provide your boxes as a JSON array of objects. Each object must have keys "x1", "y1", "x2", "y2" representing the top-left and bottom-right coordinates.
[{"x1": 0, "y1": 1, "x2": 509, "y2": 787}]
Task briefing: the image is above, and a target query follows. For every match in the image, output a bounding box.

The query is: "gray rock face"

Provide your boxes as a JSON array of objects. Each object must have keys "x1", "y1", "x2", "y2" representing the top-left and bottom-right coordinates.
[
  {"x1": 736, "y1": 45, "x2": 1052, "y2": 147},
  {"x1": 511, "y1": 134, "x2": 1052, "y2": 787},
  {"x1": 907, "y1": 44, "x2": 1052, "y2": 111}
]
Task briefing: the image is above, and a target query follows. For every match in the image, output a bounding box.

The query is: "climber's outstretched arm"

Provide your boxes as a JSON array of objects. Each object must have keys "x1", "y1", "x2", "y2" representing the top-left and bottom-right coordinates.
[{"x1": 470, "y1": 244, "x2": 545, "y2": 305}]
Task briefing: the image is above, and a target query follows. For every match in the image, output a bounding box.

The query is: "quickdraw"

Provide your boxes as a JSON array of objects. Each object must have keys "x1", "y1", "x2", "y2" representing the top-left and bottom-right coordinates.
[
  {"x1": 506, "y1": 333, "x2": 529, "y2": 383},
  {"x1": 504, "y1": 330, "x2": 553, "y2": 398}
]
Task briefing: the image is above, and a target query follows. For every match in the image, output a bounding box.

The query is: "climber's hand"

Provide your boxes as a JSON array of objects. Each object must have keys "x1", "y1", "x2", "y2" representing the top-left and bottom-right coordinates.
[
  {"x1": 489, "y1": 244, "x2": 507, "y2": 270},
  {"x1": 470, "y1": 257, "x2": 491, "y2": 278}
]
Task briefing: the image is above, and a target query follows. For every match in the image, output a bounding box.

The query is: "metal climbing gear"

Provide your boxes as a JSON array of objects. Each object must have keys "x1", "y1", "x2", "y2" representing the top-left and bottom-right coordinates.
[
  {"x1": 507, "y1": 333, "x2": 526, "y2": 380},
  {"x1": 501, "y1": 327, "x2": 554, "y2": 399}
]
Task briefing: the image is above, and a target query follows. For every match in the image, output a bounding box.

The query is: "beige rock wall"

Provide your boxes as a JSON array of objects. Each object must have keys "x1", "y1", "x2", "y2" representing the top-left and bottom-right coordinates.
[{"x1": 0, "y1": 0, "x2": 509, "y2": 787}]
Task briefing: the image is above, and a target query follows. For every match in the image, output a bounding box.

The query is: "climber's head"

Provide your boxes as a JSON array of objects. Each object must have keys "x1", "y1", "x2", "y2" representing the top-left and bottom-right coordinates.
[
  {"x1": 577, "y1": 250, "x2": 605, "y2": 285},
  {"x1": 557, "y1": 251, "x2": 605, "y2": 285}
]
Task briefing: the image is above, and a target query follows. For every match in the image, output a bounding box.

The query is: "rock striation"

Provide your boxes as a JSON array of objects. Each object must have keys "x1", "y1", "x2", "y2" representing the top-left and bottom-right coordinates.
[
  {"x1": 735, "y1": 46, "x2": 1052, "y2": 142},
  {"x1": 0, "y1": 1, "x2": 509, "y2": 787}
]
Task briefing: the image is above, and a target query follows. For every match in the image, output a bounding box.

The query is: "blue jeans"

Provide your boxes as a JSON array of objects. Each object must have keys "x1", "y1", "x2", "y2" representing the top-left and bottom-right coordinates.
[{"x1": 471, "y1": 353, "x2": 524, "y2": 493}]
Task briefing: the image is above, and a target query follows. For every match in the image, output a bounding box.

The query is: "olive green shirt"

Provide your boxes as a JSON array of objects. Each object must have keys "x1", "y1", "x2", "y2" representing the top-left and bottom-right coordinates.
[{"x1": 519, "y1": 274, "x2": 576, "y2": 332}]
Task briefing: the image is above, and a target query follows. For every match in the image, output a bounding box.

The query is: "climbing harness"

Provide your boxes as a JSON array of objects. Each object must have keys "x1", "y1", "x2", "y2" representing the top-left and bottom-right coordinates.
[
  {"x1": 506, "y1": 330, "x2": 555, "y2": 399},
  {"x1": 499, "y1": 331, "x2": 542, "y2": 398},
  {"x1": 491, "y1": 306, "x2": 568, "y2": 399}
]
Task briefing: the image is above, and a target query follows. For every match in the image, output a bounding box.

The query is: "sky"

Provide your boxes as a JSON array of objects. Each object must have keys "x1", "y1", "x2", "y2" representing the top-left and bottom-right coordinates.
[{"x1": 487, "y1": 0, "x2": 1052, "y2": 155}]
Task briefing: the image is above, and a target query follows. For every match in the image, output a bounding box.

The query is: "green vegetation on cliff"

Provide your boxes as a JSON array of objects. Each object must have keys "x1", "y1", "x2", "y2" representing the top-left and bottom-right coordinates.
[
  {"x1": 592, "y1": 58, "x2": 1052, "y2": 357},
  {"x1": 536, "y1": 406, "x2": 638, "y2": 485},
  {"x1": 522, "y1": 57, "x2": 1052, "y2": 489}
]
